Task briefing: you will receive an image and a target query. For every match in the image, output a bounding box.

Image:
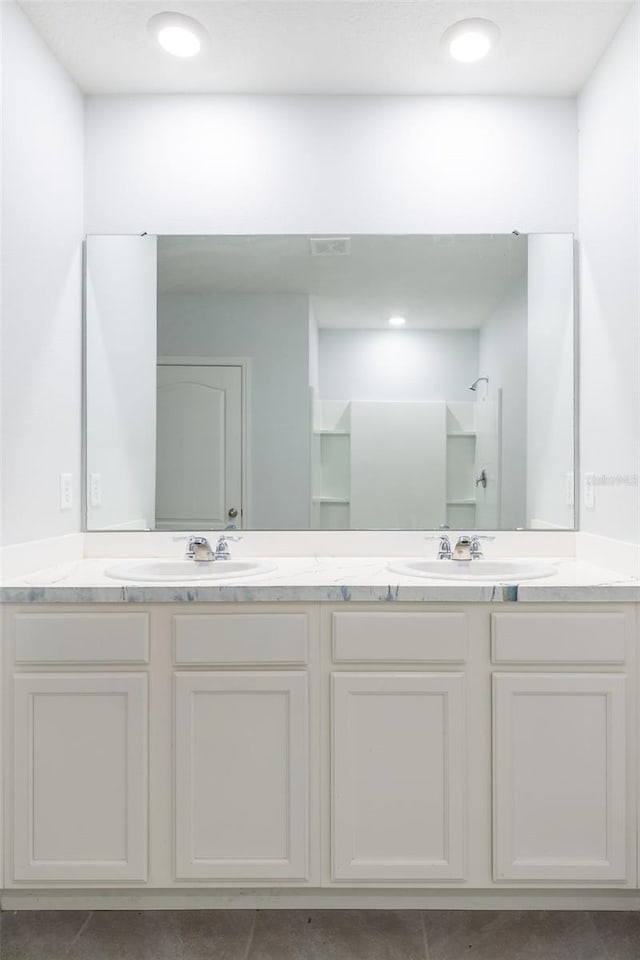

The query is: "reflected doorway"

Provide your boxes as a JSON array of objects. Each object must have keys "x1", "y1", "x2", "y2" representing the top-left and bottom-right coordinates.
[{"x1": 156, "y1": 361, "x2": 245, "y2": 530}]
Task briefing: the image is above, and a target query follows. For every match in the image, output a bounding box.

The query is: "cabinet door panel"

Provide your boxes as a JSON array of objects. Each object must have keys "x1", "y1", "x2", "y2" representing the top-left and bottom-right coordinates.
[
  {"x1": 13, "y1": 673, "x2": 148, "y2": 882},
  {"x1": 493, "y1": 673, "x2": 627, "y2": 883},
  {"x1": 175, "y1": 672, "x2": 309, "y2": 881},
  {"x1": 332, "y1": 673, "x2": 465, "y2": 881}
]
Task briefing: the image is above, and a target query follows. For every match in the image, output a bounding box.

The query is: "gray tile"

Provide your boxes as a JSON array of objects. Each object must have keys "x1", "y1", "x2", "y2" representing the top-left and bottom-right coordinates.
[
  {"x1": 247, "y1": 909, "x2": 427, "y2": 960},
  {"x1": 0, "y1": 911, "x2": 90, "y2": 960},
  {"x1": 423, "y1": 910, "x2": 606, "y2": 960},
  {"x1": 67, "y1": 911, "x2": 182, "y2": 960},
  {"x1": 64, "y1": 910, "x2": 255, "y2": 960},
  {"x1": 174, "y1": 910, "x2": 255, "y2": 960},
  {"x1": 589, "y1": 911, "x2": 640, "y2": 960}
]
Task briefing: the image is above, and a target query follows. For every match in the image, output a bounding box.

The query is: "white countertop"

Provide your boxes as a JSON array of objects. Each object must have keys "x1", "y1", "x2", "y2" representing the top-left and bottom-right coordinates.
[{"x1": 2, "y1": 556, "x2": 639, "y2": 603}]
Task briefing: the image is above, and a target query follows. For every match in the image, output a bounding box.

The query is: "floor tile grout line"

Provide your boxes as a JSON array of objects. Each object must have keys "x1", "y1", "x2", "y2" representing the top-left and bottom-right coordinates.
[
  {"x1": 64, "y1": 911, "x2": 94, "y2": 956},
  {"x1": 585, "y1": 910, "x2": 612, "y2": 960},
  {"x1": 420, "y1": 910, "x2": 431, "y2": 960},
  {"x1": 239, "y1": 909, "x2": 258, "y2": 960}
]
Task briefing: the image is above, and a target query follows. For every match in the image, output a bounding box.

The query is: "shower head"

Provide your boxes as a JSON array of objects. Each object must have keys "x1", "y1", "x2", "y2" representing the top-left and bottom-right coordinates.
[{"x1": 469, "y1": 376, "x2": 489, "y2": 392}]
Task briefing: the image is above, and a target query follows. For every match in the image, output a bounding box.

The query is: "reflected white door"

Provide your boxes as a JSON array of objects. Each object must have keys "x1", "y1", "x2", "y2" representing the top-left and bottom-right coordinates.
[{"x1": 156, "y1": 365, "x2": 243, "y2": 529}]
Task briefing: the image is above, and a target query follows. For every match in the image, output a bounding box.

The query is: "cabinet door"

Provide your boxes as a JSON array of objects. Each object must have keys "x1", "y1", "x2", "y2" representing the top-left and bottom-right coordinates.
[
  {"x1": 175, "y1": 672, "x2": 309, "y2": 881},
  {"x1": 332, "y1": 672, "x2": 465, "y2": 881},
  {"x1": 493, "y1": 673, "x2": 627, "y2": 883},
  {"x1": 13, "y1": 673, "x2": 148, "y2": 882}
]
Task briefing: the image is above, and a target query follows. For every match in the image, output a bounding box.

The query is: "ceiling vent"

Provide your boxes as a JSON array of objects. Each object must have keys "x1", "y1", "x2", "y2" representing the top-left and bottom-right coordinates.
[{"x1": 309, "y1": 237, "x2": 352, "y2": 257}]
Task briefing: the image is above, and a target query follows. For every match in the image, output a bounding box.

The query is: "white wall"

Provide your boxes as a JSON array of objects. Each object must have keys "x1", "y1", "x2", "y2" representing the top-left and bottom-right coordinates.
[
  {"x1": 1, "y1": 0, "x2": 84, "y2": 546},
  {"x1": 85, "y1": 236, "x2": 157, "y2": 531},
  {"x1": 526, "y1": 234, "x2": 575, "y2": 530},
  {"x1": 158, "y1": 292, "x2": 311, "y2": 529},
  {"x1": 318, "y1": 329, "x2": 478, "y2": 403},
  {"x1": 478, "y1": 275, "x2": 528, "y2": 529},
  {"x1": 578, "y1": 4, "x2": 640, "y2": 546},
  {"x1": 85, "y1": 96, "x2": 578, "y2": 236}
]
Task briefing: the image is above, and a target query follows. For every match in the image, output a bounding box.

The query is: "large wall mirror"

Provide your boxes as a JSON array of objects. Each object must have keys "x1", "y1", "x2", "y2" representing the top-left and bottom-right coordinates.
[{"x1": 84, "y1": 233, "x2": 575, "y2": 532}]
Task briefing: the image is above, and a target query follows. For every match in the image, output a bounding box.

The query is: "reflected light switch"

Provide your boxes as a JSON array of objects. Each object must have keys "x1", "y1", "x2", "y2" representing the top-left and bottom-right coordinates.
[
  {"x1": 565, "y1": 472, "x2": 574, "y2": 507},
  {"x1": 89, "y1": 473, "x2": 102, "y2": 508},
  {"x1": 583, "y1": 472, "x2": 595, "y2": 511},
  {"x1": 59, "y1": 473, "x2": 72, "y2": 511}
]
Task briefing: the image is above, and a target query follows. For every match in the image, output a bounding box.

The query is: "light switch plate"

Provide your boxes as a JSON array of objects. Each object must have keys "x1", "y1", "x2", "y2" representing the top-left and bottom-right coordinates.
[
  {"x1": 59, "y1": 473, "x2": 72, "y2": 511},
  {"x1": 583, "y1": 472, "x2": 595, "y2": 510}
]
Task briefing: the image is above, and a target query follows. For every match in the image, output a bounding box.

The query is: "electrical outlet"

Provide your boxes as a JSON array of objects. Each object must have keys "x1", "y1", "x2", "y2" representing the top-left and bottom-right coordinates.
[
  {"x1": 583, "y1": 472, "x2": 595, "y2": 510},
  {"x1": 89, "y1": 473, "x2": 102, "y2": 508},
  {"x1": 59, "y1": 473, "x2": 73, "y2": 511},
  {"x1": 565, "y1": 472, "x2": 574, "y2": 507}
]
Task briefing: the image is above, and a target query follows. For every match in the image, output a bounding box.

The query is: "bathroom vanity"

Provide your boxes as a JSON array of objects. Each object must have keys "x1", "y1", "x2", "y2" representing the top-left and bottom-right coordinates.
[{"x1": 2, "y1": 557, "x2": 639, "y2": 910}]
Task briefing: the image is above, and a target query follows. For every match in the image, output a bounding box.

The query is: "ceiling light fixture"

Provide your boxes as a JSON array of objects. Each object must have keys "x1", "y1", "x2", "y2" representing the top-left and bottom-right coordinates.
[
  {"x1": 147, "y1": 12, "x2": 208, "y2": 58},
  {"x1": 388, "y1": 316, "x2": 406, "y2": 328},
  {"x1": 441, "y1": 18, "x2": 500, "y2": 63}
]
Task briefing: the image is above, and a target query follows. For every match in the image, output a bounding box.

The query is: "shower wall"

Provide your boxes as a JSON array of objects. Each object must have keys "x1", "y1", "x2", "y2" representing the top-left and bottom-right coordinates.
[{"x1": 478, "y1": 277, "x2": 528, "y2": 529}]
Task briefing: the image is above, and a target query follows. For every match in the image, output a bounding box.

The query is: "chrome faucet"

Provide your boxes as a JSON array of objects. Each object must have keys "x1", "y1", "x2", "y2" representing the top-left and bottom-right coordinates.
[
  {"x1": 452, "y1": 534, "x2": 495, "y2": 561},
  {"x1": 427, "y1": 534, "x2": 452, "y2": 559},
  {"x1": 185, "y1": 536, "x2": 215, "y2": 562},
  {"x1": 212, "y1": 534, "x2": 242, "y2": 560}
]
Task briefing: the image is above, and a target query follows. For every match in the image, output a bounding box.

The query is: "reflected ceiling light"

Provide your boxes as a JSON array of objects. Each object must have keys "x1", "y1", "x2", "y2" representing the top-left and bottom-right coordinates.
[
  {"x1": 148, "y1": 12, "x2": 208, "y2": 58},
  {"x1": 441, "y1": 18, "x2": 500, "y2": 63},
  {"x1": 388, "y1": 316, "x2": 406, "y2": 327}
]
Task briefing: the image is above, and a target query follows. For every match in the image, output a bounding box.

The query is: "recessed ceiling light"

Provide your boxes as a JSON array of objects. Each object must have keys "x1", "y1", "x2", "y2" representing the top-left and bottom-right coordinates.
[
  {"x1": 148, "y1": 12, "x2": 208, "y2": 58},
  {"x1": 441, "y1": 18, "x2": 500, "y2": 63},
  {"x1": 388, "y1": 316, "x2": 406, "y2": 327}
]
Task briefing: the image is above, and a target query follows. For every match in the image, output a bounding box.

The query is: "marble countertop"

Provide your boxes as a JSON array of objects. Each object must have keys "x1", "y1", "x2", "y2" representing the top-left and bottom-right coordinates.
[{"x1": 2, "y1": 556, "x2": 639, "y2": 603}]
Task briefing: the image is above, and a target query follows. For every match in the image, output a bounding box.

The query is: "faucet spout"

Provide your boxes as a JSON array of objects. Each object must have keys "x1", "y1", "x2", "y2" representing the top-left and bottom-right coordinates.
[
  {"x1": 185, "y1": 537, "x2": 215, "y2": 562},
  {"x1": 452, "y1": 536, "x2": 473, "y2": 561},
  {"x1": 451, "y1": 534, "x2": 496, "y2": 561}
]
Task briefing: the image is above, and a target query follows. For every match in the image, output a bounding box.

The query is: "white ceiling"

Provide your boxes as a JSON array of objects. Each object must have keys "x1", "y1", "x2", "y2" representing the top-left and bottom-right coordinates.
[
  {"x1": 19, "y1": 1, "x2": 633, "y2": 96},
  {"x1": 157, "y1": 233, "x2": 529, "y2": 329}
]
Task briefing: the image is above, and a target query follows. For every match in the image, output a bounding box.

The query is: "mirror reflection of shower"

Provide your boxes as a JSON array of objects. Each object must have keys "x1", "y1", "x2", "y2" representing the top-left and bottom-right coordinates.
[{"x1": 469, "y1": 376, "x2": 489, "y2": 392}]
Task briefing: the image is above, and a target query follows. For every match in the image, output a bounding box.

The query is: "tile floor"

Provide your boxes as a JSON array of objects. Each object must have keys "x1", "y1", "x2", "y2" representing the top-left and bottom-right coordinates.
[{"x1": 0, "y1": 909, "x2": 638, "y2": 960}]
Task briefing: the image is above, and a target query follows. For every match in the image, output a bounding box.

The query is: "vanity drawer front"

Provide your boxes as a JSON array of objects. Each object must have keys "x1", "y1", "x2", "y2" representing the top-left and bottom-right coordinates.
[
  {"x1": 13, "y1": 613, "x2": 149, "y2": 664},
  {"x1": 174, "y1": 614, "x2": 309, "y2": 665},
  {"x1": 491, "y1": 613, "x2": 627, "y2": 664},
  {"x1": 332, "y1": 612, "x2": 467, "y2": 663}
]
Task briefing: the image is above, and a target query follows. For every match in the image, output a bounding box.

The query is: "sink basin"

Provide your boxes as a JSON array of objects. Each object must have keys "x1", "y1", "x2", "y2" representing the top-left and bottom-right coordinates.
[
  {"x1": 388, "y1": 559, "x2": 557, "y2": 582},
  {"x1": 105, "y1": 559, "x2": 277, "y2": 583}
]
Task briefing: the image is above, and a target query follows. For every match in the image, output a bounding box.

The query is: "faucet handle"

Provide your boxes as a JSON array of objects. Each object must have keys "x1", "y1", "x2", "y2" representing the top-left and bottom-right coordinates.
[
  {"x1": 426, "y1": 534, "x2": 452, "y2": 559},
  {"x1": 470, "y1": 535, "x2": 494, "y2": 559}
]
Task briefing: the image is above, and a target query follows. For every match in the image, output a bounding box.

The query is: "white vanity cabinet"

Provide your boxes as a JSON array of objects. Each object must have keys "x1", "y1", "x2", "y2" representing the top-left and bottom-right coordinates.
[
  {"x1": 331, "y1": 671, "x2": 465, "y2": 881},
  {"x1": 2, "y1": 601, "x2": 638, "y2": 902},
  {"x1": 328, "y1": 610, "x2": 470, "y2": 883},
  {"x1": 171, "y1": 609, "x2": 317, "y2": 884},
  {"x1": 6, "y1": 612, "x2": 150, "y2": 883},
  {"x1": 491, "y1": 610, "x2": 636, "y2": 886}
]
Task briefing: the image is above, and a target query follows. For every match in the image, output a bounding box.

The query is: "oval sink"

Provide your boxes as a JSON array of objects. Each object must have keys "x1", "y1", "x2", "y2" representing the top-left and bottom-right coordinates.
[
  {"x1": 105, "y1": 559, "x2": 277, "y2": 583},
  {"x1": 388, "y1": 559, "x2": 557, "y2": 582}
]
